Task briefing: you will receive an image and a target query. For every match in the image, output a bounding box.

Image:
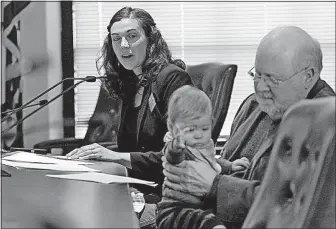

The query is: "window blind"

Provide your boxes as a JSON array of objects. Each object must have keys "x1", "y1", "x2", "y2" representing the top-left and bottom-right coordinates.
[{"x1": 73, "y1": 2, "x2": 335, "y2": 138}]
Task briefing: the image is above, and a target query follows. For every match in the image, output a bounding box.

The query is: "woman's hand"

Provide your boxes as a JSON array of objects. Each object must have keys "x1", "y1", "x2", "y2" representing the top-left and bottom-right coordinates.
[
  {"x1": 162, "y1": 156, "x2": 217, "y2": 198},
  {"x1": 66, "y1": 143, "x2": 121, "y2": 161}
]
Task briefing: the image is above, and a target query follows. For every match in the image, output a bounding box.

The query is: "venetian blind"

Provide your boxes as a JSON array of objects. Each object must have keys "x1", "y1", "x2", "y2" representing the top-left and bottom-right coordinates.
[{"x1": 73, "y1": 2, "x2": 335, "y2": 138}]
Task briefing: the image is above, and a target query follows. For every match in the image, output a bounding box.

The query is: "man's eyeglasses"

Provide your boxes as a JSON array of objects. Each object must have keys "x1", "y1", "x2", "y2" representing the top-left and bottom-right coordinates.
[{"x1": 248, "y1": 66, "x2": 308, "y2": 88}]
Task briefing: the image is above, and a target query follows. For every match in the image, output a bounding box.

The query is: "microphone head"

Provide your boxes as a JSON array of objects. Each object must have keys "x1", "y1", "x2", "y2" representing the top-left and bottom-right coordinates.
[
  {"x1": 39, "y1": 100, "x2": 48, "y2": 106},
  {"x1": 85, "y1": 76, "x2": 97, "y2": 82},
  {"x1": 97, "y1": 76, "x2": 108, "y2": 80}
]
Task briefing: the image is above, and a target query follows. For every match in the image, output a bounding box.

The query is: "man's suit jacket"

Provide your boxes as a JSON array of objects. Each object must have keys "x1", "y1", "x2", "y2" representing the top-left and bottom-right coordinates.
[{"x1": 212, "y1": 78, "x2": 335, "y2": 226}]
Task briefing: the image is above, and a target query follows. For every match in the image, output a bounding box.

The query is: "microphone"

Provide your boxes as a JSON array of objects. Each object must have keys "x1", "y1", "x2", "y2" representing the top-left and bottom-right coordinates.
[
  {"x1": 1, "y1": 76, "x2": 106, "y2": 135},
  {"x1": 85, "y1": 75, "x2": 98, "y2": 82},
  {"x1": 1, "y1": 76, "x2": 96, "y2": 123},
  {"x1": 1, "y1": 100, "x2": 48, "y2": 116}
]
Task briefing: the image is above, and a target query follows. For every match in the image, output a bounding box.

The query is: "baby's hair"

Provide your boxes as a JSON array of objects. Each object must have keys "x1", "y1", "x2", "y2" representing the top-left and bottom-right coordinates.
[{"x1": 168, "y1": 85, "x2": 212, "y2": 124}]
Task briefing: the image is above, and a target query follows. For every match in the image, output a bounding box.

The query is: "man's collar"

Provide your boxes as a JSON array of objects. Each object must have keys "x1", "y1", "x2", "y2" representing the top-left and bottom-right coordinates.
[{"x1": 306, "y1": 78, "x2": 324, "y2": 99}]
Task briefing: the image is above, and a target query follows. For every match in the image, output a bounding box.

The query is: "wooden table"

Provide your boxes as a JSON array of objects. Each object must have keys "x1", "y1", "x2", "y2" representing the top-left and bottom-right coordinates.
[{"x1": 1, "y1": 159, "x2": 139, "y2": 228}]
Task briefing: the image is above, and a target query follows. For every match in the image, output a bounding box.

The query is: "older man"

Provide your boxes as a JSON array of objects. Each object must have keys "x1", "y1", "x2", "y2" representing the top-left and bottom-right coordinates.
[{"x1": 158, "y1": 26, "x2": 335, "y2": 229}]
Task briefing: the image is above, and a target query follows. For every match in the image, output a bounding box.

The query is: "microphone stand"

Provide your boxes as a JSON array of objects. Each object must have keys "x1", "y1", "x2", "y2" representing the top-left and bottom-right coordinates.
[
  {"x1": 1, "y1": 77, "x2": 88, "y2": 123},
  {"x1": 1, "y1": 100, "x2": 48, "y2": 116},
  {"x1": 1, "y1": 76, "x2": 105, "y2": 135},
  {"x1": 2, "y1": 81, "x2": 84, "y2": 135}
]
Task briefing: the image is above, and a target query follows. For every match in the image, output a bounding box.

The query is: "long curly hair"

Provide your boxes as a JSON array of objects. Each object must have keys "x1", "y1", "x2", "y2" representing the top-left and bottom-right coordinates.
[{"x1": 96, "y1": 7, "x2": 186, "y2": 105}]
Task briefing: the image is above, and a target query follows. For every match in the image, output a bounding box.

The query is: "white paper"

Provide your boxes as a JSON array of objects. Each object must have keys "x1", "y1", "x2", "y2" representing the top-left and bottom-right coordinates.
[
  {"x1": 2, "y1": 152, "x2": 93, "y2": 165},
  {"x1": 2, "y1": 160, "x2": 99, "y2": 172},
  {"x1": 46, "y1": 172, "x2": 158, "y2": 187}
]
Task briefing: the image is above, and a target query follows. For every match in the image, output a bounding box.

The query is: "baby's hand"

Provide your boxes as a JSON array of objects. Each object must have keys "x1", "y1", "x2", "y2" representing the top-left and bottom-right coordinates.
[
  {"x1": 213, "y1": 161, "x2": 222, "y2": 174},
  {"x1": 212, "y1": 225, "x2": 226, "y2": 229},
  {"x1": 170, "y1": 126, "x2": 187, "y2": 150},
  {"x1": 232, "y1": 157, "x2": 250, "y2": 172},
  {"x1": 172, "y1": 133, "x2": 186, "y2": 150}
]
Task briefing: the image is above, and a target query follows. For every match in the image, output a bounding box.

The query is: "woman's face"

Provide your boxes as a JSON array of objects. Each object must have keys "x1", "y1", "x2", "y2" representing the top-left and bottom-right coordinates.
[{"x1": 110, "y1": 18, "x2": 148, "y2": 75}]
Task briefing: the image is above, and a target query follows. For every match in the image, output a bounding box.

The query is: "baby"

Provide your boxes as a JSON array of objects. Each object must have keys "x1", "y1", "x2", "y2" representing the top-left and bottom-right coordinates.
[{"x1": 157, "y1": 85, "x2": 250, "y2": 229}]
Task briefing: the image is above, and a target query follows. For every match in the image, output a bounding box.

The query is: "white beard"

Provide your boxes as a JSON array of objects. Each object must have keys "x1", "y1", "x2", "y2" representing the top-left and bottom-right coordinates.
[{"x1": 256, "y1": 96, "x2": 288, "y2": 121}]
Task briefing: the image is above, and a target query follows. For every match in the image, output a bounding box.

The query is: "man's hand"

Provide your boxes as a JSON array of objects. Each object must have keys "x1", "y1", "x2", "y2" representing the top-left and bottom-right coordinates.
[
  {"x1": 162, "y1": 185, "x2": 202, "y2": 204},
  {"x1": 162, "y1": 156, "x2": 217, "y2": 198}
]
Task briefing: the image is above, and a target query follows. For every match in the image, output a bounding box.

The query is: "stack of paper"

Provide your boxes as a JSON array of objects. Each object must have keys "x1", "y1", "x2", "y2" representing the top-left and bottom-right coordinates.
[
  {"x1": 1, "y1": 152, "x2": 98, "y2": 172},
  {"x1": 2, "y1": 152, "x2": 93, "y2": 164},
  {"x1": 46, "y1": 172, "x2": 158, "y2": 187}
]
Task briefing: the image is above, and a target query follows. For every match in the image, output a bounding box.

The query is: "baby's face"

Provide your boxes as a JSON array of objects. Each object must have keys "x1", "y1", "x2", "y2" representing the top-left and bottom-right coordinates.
[{"x1": 173, "y1": 113, "x2": 212, "y2": 149}]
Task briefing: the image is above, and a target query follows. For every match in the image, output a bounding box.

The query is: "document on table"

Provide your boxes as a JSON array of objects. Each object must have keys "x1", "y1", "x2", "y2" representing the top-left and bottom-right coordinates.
[
  {"x1": 1, "y1": 152, "x2": 98, "y2": 172},
  {"x1": 46, "y1": 172, "x2": 158, "y2": 187},
  {"x1": 2, "y1": 160, "x2": 99, "y2": 172},
  {"x1": 2, "y1": 152, "x2": 93, "y2": 165}
]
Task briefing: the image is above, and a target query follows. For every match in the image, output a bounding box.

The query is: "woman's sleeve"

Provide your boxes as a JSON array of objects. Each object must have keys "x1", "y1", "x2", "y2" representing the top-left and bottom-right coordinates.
[{"x1": 129, "y1": 150, "x2": 164, "y2": 184}]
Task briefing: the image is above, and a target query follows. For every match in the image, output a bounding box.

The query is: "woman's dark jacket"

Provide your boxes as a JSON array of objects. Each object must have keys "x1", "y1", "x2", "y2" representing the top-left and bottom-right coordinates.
[{"x1": 117, "y1": 64, "x2": 192, "y2": 184}]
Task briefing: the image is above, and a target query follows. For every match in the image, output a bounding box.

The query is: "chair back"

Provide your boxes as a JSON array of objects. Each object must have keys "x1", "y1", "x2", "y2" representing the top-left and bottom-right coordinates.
[
  {"x1": 243, "y1": 97, "x2": 336, "y2": 228},
  {"x1": 85, "y1": 62, "x2": 238, "y2": 145},
  {"x1": 83, "y1": 87, "x2": 120, "y2": 144},
  {"x1": 186, "y1": 62, "x2": 237, "y2": 143},
  {"x1": 33, "y1": 87, "x2": 120, "y2": 154}
]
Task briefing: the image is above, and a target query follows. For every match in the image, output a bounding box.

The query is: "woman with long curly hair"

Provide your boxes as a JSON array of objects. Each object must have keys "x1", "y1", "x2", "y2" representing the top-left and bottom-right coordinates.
[{"x1": 67, "y1": 5, "x2": 192, "y2": 201}]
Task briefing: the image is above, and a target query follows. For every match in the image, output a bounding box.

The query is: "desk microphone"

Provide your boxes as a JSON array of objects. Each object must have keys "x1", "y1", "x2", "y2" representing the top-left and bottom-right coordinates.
[
  {"x1": 1, "y1": 76, "x2": 106, "y2": 135},
  {"x1": 1, "y1": 76, "x2": 97, "y2": 123},
  {"x1": 1, "y1": 100, "x2": 48, "y2": 116}
]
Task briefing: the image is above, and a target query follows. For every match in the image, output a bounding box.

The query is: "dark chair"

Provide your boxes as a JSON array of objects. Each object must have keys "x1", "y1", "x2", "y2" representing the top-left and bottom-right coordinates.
[
  {"x1": 186, "y1": 62, "x2": 237, "y2": 144},
  {"x1": 243, "y1": 97, "x2": 335, "y2": 229},
  {"x1": 34, "y1": 62, "x2": 237, "y2": 154},
  {"x1": 34, "y1": 87, "x2": 120, "y2": 154}
]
